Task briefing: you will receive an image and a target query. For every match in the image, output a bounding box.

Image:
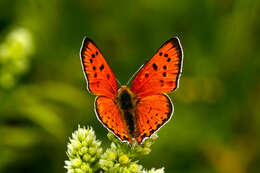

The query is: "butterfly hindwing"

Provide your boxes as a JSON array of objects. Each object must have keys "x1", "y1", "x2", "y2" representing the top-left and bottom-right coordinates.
[
  {"x1": 131, "y1": 37, "x2": 183, "y2": 98},
  {"x1": 135, "y1": 94, "x2": 173, "y2": 144},
  {"x1": 81, "y1": 37, "x2": 118, "y2": 98},
  {"x1": 95, "y1": 96, "x2": 132, "y2": 143}
]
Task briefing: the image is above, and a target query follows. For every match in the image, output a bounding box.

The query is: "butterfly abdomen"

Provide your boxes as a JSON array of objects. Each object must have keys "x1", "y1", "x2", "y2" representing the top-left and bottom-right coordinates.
[{"x1": 124, "y1": 111, "x2": 135, "y2": 136}]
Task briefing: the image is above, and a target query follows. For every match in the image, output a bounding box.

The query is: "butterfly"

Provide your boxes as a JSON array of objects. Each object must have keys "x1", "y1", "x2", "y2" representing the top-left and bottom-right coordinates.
[{"x1": 80, "y1": 37, "x2": 183, "y2": 144}]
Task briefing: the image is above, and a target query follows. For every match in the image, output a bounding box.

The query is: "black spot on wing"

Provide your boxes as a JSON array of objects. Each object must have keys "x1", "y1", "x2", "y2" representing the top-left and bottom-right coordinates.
[
  {"x1": 100, "y1": 64, "x2": 104, "y2": 71},
  {"x1": 160, "y1": 80, "x2": 164, "y2": 86},
  {"x1": 152, "y1": 63, "x2": 158, "y2": 70},
  {"x1": 163, "y1": 72, "x2": 166, "y2": 77}
]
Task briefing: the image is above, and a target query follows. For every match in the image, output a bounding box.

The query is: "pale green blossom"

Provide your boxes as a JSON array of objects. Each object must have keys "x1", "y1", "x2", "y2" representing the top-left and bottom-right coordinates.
[
  {"x1": 143, "y1": 168, "x2": 165, "y2": 173},
  {"x1": 65, "y1": 126, "x2": 102, "y2": 173},
  {"x1": 0, "y1": 27, "x2": 34, "y2": 88},
  {"x1": 65, "y1": 126, "x2": 164, "y2": 173}
]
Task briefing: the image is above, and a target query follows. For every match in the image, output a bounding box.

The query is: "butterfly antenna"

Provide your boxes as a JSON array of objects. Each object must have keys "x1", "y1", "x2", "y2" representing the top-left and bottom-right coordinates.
[
  {"x1": 126, "y1": 62, "x2": 145, "y2": 86},
  {"x1": 116, "y1": 78, "x2": 122, "y2": 87}
]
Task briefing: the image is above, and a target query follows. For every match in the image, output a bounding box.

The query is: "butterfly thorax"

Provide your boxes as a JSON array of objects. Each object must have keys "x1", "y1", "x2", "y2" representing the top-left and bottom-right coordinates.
[{"x1": 116, "y1": 86, "x2": 139, "y2": 137}]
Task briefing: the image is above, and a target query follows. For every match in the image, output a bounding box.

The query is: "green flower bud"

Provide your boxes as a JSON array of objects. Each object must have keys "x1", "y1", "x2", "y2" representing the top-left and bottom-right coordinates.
[
  {"x1": 119, "y1": 154, "x2": 130, "y2": 165},
  {"x1": 109, "y1": 152, "x2": 117, "y2": 160},
  {"x1": 131, "y1": 134, "x2": 158, "y2": 156},
  {"x1": 83, "y1": 154, "x2": 91, "y2": 162},
  {"x1": 146, "y1": 168, "x2": 165, "y2": 173},
  {"x1": 80, "y1": 163, "x2": 91, "y2": 172},
  {"x1": 71, "y1": 158, "x2": 82, "y2": 168},
  {"x1": 79, "y1": 146, "x2": 88, "y2": 155},
  {"x1": 88, "y1": 146, "x2": 97, "y2": 155},
  {"x1": 129, "y1": 162, "x2": 143, "y2": 172}
]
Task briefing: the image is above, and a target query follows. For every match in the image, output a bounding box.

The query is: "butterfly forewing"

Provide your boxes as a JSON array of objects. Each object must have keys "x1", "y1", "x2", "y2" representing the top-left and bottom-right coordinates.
[
  {"x1": 130, "y1": 37, "x2": 183, "y2": 98},
  {"x1": 81, "y1": 37, "x2": 118, "y2": 98}
]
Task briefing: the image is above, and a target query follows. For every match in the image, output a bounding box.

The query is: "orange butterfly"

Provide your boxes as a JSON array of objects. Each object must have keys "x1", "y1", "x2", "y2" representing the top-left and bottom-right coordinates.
[{"x1": 80, "y1": 37, "x2": 183, "y2": 144}]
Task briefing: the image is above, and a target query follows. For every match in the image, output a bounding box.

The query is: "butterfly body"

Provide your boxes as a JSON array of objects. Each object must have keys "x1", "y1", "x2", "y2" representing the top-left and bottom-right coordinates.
[
  {"x1": 117, "y1": 86, "x2": 137, "y2": 135},
  {"x1": 81, "y1": 37, "x2": 183, "y2": 144},
  {"x1": 117, "y1": 86, "x2": 137, "y2": 110}
]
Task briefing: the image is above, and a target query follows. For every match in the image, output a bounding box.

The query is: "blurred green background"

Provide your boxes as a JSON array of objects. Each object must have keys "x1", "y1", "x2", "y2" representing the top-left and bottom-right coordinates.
[{"x1": 0, "y1": 0, "x2": 260, "y2": 172}]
